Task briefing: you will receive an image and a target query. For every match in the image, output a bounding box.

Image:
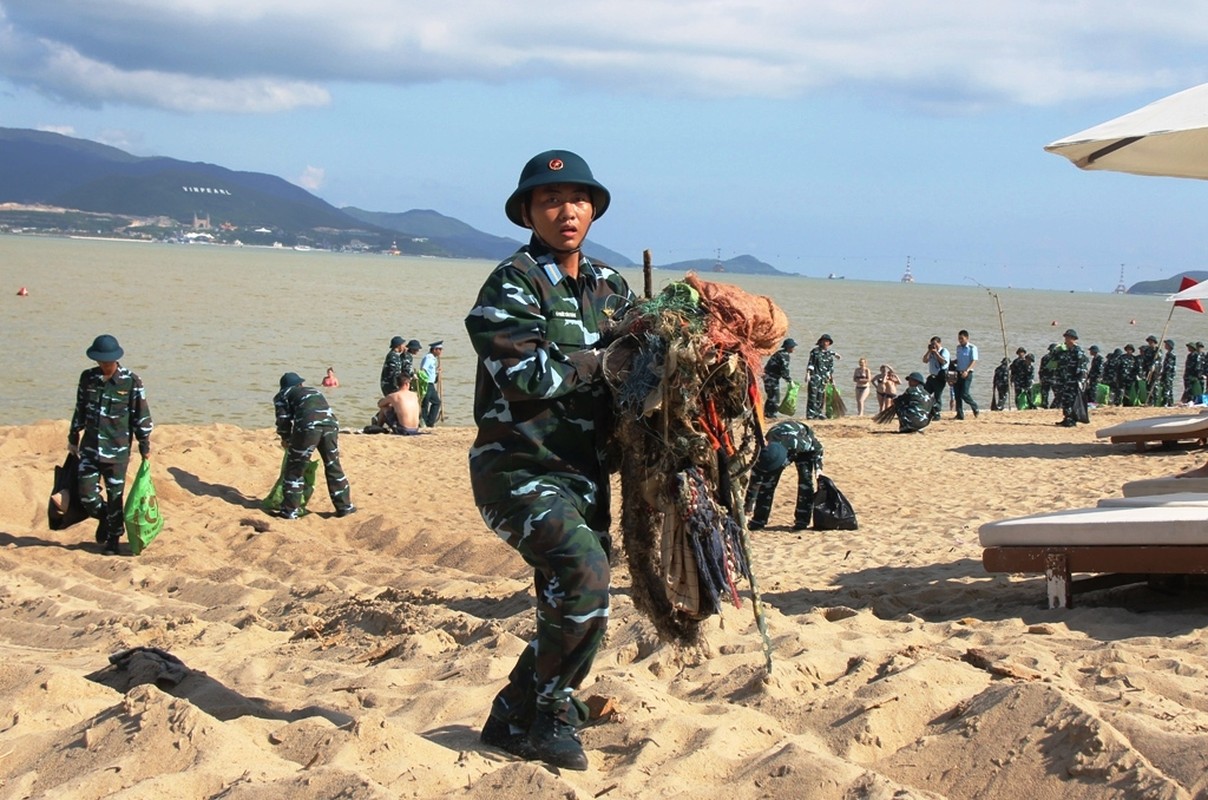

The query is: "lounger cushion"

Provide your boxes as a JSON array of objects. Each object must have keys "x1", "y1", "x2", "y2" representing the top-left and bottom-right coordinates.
[
  {"x1": 1121, "y1": 477, "x2": 1208, "y2": 497},
  {"x1": 979, "y1": 505, "x2": 1208, "y2": 547},
  {"x1": 1096, "y1": 413, "x2": 1208, "y2": 440}
]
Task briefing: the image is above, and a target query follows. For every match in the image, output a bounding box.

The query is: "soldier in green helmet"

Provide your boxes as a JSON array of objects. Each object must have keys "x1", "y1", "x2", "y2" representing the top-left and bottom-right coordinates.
[
  {"x1": 466, "y1": 149, "x2": 635, "y2": 771},
  {"x1": 68, "y1": 334, "x2": 153, "y2": 555}
]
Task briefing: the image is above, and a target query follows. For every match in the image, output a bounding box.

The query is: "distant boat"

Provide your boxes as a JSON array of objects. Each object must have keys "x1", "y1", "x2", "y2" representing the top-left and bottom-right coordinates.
[
  {"x1": 827, "y1": 272, "x2": 845, "y2": 279},
  {"x1": 293, "y1": 245, "x2": 313, "y2": 252}
]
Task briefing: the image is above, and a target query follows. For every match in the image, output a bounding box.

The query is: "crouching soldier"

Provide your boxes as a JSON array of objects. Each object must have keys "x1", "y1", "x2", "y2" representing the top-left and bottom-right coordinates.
[
  {"x1": 745, "y1": 419, "x2": 824, "y2": 531},
  {"x1": 273, "y1": 372, "x2": 355, "y2": 519},
  {"x1": 894, "y1": 372, "x2": 932, "y2": 433}
]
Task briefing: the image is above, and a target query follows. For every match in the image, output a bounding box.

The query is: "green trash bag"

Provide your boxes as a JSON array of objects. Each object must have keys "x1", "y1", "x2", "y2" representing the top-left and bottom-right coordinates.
[
  {"x1": 1015, "y1": 387, "x2": 1034, "y2": 410},
  {"x1": 1094, "y1": 383, "x2": 1110, "y2": 405},
  {"x1": 825, "y1": 383, "x2": 847, "y2": 418},
  {"x1": 778, "y1": 380, "x2": 800, "y2": 416},
  {"x1": 262, "y1": 453, "x2": 319, "y2": 514},
  {"x1": 414, "y1": 371, "x2": 430, "y2": 401},
  {"x1": 1126, "y1": 378, "x2": 1148, "y2": 407},
  {"x1": 123, "y1": 458, "x2": 164, "y2": 556}
]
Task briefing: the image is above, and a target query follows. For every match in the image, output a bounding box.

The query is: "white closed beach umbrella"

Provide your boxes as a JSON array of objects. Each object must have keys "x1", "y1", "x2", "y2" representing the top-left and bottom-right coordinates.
[{"x1": 1045, "y1": 82, "x2": 1208, "y2": 180}]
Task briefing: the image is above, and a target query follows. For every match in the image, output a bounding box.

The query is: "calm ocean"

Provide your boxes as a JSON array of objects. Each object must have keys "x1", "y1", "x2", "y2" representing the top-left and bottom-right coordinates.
[{"x1": 2, "y1": 235, "x2": 1197, "y2": 428}]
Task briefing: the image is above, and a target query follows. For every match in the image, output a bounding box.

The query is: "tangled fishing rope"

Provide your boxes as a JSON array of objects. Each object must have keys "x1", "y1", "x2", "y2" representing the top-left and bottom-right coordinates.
[{"x1": 605, "y1": 273, "x2": 787, "y2": 672}]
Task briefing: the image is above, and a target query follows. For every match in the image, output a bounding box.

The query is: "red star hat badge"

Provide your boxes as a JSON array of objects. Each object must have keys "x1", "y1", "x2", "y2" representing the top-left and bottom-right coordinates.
[{"x1": 548, "y1": 158, "x2": 564, "y2": 171}]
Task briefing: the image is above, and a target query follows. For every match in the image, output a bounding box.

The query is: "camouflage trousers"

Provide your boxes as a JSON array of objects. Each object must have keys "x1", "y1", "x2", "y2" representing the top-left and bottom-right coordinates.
[
  {"x1": 762, "y1": 377, "x2": 781, "y2": 418},
  {"x1": 1057, "y1": 381, "x2": 1083, "y2": 423},
  {"x1": 77, "y1": 450, "x2": 129, "y2": 540},
  {"x1": 478, "y1": 475, "x2": 611, "y2": 727},
  {"x1": 805, "y1": 376, "x2": 827, "y2": 419},
  {"x1": 282, "y1": 428, "x2": 352, "y2": 514},
  {"x1": 747, "y1": 460, "x2": 818, "y2": 528}
]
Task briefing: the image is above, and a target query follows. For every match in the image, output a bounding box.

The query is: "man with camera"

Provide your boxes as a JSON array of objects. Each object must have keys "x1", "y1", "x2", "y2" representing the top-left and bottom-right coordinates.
[{"x1": 921, "y1": 336, "x2": 950, "y2": 421}]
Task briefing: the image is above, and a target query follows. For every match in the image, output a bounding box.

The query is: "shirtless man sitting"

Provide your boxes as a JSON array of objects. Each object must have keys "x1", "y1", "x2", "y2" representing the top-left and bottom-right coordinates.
[{"x1": 376, "y1": 376, "x2": 422, "y2": 435}]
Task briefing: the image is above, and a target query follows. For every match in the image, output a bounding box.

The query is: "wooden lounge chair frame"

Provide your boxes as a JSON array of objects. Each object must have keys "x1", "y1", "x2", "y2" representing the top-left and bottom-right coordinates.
[{"x1": 983, "y1": 545, "x2": 1208, "y2": 608}]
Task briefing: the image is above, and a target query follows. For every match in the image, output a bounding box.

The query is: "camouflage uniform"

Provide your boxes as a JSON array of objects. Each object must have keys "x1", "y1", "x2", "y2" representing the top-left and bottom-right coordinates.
[
  {"x1": 1138, "y1": 341, "x2": 1159, "y2": 401},
  {"x1": 1157, "y1": 346, "x2": 1177, "y2": 407},
  {"x1": 69, "y1": 365, "x2": 153, "y2": 542},
  {"x1": 894, "y1": 383, "x2": 931, "y2": 432},
  {"x1": 805, "y1": 344, "x2": 836, "y2": 420},
  {"x1": 465, "y1": 242, "x2": 634, "y2": 731},
  {"x1": 1055, "y1": 343, "x2": 1089, "y2": 426},
  {"x1": 745, "y1": 420, "x2": 823, "y2": 529},
  {"x1": 991, "y1": 359, "x2": 1010, "y2": 411},
  {"x1": 273, "y1": 384, "x2": 353, "y2": 516},
  {"x1": 400, "y1": 349, "x2": 418, "y2": 385},
  {"x1": 1182, "y1": 345, "x2": 1201, "y2": 403},
  {"x1": 380, "y1": 349, "x2": 403, "y2": 396},
  {"x1": 1084, "y1": 350, "x2": 1104, "y2": 404},
  {"x1": 1103, "y1": 349, "x2": 1122, "y2": 405},
  {"x1": 1009, "y1": 354, "x2": 1034, "y2": 408},
  {"x1": 1119, "y1": 349, "x2": 1141, "y2": 405},
  {"x1": 1037, "y1": 345, "x2": 1058, "y2": 408},
  {"x1": 762, "y1": 347, "x2": 793, "y2": 418}
]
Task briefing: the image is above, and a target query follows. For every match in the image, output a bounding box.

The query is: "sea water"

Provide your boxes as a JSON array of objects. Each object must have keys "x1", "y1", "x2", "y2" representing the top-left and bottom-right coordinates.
[{"x1": 1, "y1": 235, "x2": 1196, "y2": 428}]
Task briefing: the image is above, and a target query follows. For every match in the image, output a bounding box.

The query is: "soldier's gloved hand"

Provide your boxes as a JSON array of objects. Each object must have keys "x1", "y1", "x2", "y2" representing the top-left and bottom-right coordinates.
[{"x1": 139, "y1": 441, "x2": 151, "y2": 459}]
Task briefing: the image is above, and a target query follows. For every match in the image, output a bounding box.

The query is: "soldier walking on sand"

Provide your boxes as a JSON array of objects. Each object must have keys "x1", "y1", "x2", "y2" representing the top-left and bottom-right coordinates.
[
  {"x1": 69, "y1": 334, "x2": 153, "y2": 555},
  {"x1": 466, "y1": 149, "x2": 634, "y2": 771}
]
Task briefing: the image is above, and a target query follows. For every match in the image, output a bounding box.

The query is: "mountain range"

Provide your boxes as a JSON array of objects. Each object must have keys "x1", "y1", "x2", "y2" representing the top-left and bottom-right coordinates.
[{"x1": 0, "y1": 126, "x2": 787, "y2": 274}]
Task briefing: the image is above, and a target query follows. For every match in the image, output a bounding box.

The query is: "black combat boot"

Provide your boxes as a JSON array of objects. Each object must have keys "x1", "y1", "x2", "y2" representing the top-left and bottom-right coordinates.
[{"x1": 527, "y1": 711, "x2": 588, "y2": 771}]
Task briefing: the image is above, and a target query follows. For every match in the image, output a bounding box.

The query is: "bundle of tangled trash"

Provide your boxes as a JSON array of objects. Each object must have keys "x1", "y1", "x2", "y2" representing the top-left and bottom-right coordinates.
[{"x1": 604, "y1": 273, "x2": 787, "y2": 668}]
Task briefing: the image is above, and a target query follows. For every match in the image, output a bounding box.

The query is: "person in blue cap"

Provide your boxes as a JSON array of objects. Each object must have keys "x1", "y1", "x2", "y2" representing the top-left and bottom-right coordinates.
[
  {"x1": 68, "y1": 334, "x2": 153, "y2": 554},
  {"x1": 762, "y1": 338, "x2": 797, "y2": 418},
  {"x1": 467, "y1": 149, "x2": 634, "y2": 771},
  {"x1": 272, "y1": 372, "x2": 355, "y2": 518}
]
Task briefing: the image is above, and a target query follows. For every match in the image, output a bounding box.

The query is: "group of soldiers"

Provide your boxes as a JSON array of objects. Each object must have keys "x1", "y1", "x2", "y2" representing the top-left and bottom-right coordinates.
[{"x1": 997, "y1": 332, "x2": 1204, "y2": 418}]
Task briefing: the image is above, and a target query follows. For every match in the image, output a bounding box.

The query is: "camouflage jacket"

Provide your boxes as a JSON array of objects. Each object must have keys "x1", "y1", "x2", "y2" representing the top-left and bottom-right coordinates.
[
  {"x1": 895, "y1": 385, "x2": 931, "y2": 429},
  {"x1": 1087, "y1": 354, "x2": 1104, "y2": 386},
  {"x1": 1054, "y1": 344, "x2": 1089, "y2": 384},
  {"x1": 1118, "y1": 353, "x2": 1140, "y2": 385},
  {"x1": 1161, "y1": 351, "x2": 1177, "y2": 381},
  {"x1": 1009, "y1": 356, "x2": 1033, "y2": 388},
  {"x1": 69, "y1": 365, "x2": 153, "y2": 463},
  {"x1": 1138, "y1": 344, "x2": 1159, "y2": 377},
  {"x1": 380, "y1": 349, "x2": 403, "y2": 395},
  {"x1": 763, "y1": 349, "x2": 792, "y2": 383},
  {"x1": 807, "y1": 347, "x2": 835, "y2": 383},
  {"x1": 274, "y1": 385, "x2": 339, "y2": 439},
  {"x1": 765, "y1": 420, "x2": 823, "y2": 469},
  {"x1": 400, "y1": 351, "x2": 417, "y2": 384},
  {"x1": 464, "y1": 242, "x2": 635, "y2": 505}
]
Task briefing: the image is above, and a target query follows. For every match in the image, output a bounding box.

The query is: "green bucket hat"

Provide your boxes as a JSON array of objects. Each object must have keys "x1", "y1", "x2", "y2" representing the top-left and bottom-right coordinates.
[
  {"x1": 86, "y1": 334, "x2": 124, "y2": 361},
  {"x1": 505, "y1": 150, "x2": 610, "y2": 228}
]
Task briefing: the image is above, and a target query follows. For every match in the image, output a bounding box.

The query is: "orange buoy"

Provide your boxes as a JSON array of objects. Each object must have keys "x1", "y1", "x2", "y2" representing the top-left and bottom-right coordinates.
[
  {"x1": 1050, "y1": 320, "x2": 1057, "y2": 326},
  {"x1": 16, "y1": 287, "x2": 28, "y2": 296},
  {"x1": 1129, "y1": 319, "x2": 1137, "y2": 325}
]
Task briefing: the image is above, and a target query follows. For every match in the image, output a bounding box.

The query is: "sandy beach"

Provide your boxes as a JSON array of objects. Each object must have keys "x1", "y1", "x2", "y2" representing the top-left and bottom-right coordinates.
[{"x1": 3, "y1": 405, "x2": 1208, "y2": 798}]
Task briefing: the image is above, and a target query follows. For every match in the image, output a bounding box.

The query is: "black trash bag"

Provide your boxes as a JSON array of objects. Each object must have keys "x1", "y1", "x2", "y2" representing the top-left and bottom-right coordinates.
[
  {"x1": 48, "y1": 452, "x2": 89, "y2": 531},
  {"x1": 812, "y1": 475, "x2": 858, "y2": 531}
]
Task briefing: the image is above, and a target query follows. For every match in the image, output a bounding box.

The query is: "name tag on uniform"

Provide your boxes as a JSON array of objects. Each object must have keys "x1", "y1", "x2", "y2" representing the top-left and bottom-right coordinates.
[{"x1": 553, "y1": 311, "x2": 578, "y2": 319}]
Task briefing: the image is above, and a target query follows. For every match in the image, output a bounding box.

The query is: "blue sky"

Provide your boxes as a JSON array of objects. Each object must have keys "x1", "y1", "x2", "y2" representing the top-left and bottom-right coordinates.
[{"x1": 2, "y1": 1, "x2": 1208, "y2": 291}]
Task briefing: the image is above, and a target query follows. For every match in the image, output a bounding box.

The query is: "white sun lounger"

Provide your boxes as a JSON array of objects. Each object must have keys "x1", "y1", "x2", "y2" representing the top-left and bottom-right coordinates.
[
  {"x1": 1095, "y1": 412, "x2": 1208, "y2": 451},
  {"x1": 980, "y1": 505, "x2": 1208, "y2": 608}
]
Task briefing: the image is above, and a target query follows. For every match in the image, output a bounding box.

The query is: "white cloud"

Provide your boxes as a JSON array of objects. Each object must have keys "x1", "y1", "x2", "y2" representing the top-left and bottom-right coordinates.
[
  {"x1": 2, "y1": 1, "x2": 1208, "y2": 112},
  {"x1": 296, "y1": 165, "x2": 324, "y2": 191}
]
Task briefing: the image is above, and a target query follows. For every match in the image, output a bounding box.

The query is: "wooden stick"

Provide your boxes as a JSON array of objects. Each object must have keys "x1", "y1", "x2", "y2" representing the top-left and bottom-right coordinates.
[{"x1": 643, "y1": 249, "x2": 653, "y2": 299}]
